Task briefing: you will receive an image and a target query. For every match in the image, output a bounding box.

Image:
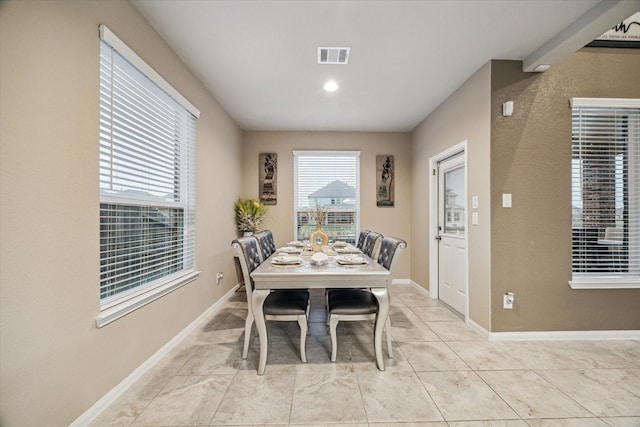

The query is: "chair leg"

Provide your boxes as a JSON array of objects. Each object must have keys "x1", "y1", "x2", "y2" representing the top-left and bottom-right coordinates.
[
  {"x1": 385, "y1": 316, "x2": 393, "y2": 359},
  {"x1": 329, "y1": 314, "x2": 339, "y2": 362},
  {"x1": 242, "y1": 312, "x2": 254, "y2": 359},
  {"x1": 298, "y1": 315, "x2": 308, "y2": 363},
  {"x1": 325, "y1": 291, "x2": 330, "y2": 326}
]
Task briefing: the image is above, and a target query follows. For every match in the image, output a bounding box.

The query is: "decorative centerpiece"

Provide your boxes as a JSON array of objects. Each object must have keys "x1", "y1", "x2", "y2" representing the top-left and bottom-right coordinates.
[
  {"x1": 234, "y1": 198, "x2": 267, "y2": 236},
  {"x1": 310, "y1": 204, "x2": 329, "y2": 251}
]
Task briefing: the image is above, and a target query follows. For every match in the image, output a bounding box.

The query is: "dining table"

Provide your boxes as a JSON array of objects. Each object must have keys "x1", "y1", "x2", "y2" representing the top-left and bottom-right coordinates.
[{"x1": 250, "y1": 245, "x2": 391, "y2": 375}]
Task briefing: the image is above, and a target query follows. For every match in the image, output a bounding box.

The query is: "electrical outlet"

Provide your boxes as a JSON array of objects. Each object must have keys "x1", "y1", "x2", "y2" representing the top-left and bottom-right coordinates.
[
  {"x1": 503, "y1": 292, "x2": 514, "y2": 309},
  {"x1": 215, "y1": 272, "x2": 224, "y2": 285}
]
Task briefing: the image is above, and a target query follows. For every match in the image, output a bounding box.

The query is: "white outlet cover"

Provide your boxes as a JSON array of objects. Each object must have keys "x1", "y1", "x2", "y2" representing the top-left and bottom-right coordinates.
[
  {"x1": 502, "y1": 193, "x2": 512, "y2": 208},
  {"x1": 503, "y1": 294, "x2": 513, "y2": 309}
]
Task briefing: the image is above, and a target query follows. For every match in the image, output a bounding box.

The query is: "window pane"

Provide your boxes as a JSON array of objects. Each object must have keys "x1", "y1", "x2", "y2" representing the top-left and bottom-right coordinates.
[
  {"x1": 444, "y1": 165, "x2": 465, "y2": 236},
  {"x1": 100, "y1": 203, "x2": 184, "y2": 300},
  {"x1": 294, "y1": 151, "x2": 360, "y2": 243},
  {"x1": 99, "y1": 39, "x2": 196, "y2": 303},
  {"x1": 571, "y1": 101, "x2": 639, "y2": 280}
]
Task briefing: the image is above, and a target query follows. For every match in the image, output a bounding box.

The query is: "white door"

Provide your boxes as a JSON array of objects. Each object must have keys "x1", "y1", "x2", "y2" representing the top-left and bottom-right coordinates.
[{"x1": 437, "y1": 154, "x2": 467, "y2": 315}]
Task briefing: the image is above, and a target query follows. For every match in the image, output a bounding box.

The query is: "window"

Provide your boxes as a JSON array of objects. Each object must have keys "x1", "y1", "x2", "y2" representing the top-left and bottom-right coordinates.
[
  {"x1": 570, "y1": 98, "x2": 640, "y2": 289},
  {"x1": 97, "y1": 26, "x2": 200, "y2": 325},
  {"x1": 294, "y1": 151, "x2": 360, "y2": 243}
]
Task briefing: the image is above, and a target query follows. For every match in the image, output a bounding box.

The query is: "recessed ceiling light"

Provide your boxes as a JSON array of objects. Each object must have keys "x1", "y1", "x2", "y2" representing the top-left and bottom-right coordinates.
[{"x1": 324, "y1": 81, "x2": 339, "y2": 92}]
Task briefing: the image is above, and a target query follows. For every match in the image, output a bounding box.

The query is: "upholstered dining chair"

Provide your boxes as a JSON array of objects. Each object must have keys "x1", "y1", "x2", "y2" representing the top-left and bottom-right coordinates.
[
  {"x1": 255, "y1": 229, "x2": 277, "y2": 259},
  {"x1": 327, "y1": 236, "x2": 407, "y2": 362},
  {"x1": 361, "y1": 231, "x2": 382, "y2": 260},
  {"x1": 232, "y1": 236, "x2": 310, "y2": 362},
  {"x1": 356, "y1": 230, "x2": 370, "y2": 250},
  {"x1": 325, "y1": 230, "x2": 380, "y2": 321}
]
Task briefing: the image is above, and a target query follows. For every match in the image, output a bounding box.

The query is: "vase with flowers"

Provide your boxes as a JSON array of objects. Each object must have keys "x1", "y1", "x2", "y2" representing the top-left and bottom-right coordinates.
[
  {"x1": 309, "y1": 204, "x2": 328, "y2": 251},
  {"x1": 234, "y1": 198, "x2": 267, "y2": 236}
]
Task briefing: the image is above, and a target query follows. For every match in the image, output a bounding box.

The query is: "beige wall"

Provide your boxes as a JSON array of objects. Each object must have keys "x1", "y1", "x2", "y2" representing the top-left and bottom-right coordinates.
[
  {"x1": 490, "y1": 52, "x2": 640, "y2": 332},
  {"x1": 0, "y1": 1, "x2": 242, "y2": 425},
  {"x1": 2, "y1": 1, "x2": 638, "y2": 424},
  {"x1": 412, "y1": 48, "x2": 640, "y2": 333},
  {"x1": 411, "y1": 62, "x2": 492, "y2": 329},
  {"x1": 243, "y1": 131, "x2": 412, "y2": 279}
]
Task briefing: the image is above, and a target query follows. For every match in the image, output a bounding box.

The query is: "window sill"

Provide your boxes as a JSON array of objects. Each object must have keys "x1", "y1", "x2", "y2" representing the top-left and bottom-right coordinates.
[
  {"x1": 96, "y1": 270, "x2": 200, "y2": 328},
  {"x1": 569, "y1": 277, "x2": 640, "y2": 290}
]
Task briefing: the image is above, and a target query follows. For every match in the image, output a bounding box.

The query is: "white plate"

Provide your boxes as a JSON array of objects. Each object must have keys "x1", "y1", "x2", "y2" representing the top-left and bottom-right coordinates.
[
  {"x1": 335, "y1": 247, "x2": 361, "y2": 254},
  {"x1": 271, "y1": 255, "x2": 302, "y2": 265},
  {"x1": 332, "y1": 241, "x2": 348, "y2": 247},
  {"x1": 336, "y1": 255, "x2": 367, "y2": 265},
  {"x1": 287, "y1": 241, "x2": 305, "y2": 247},
  {"x1": 277, "y1": 246, "x2": 302, "y2": 254}
]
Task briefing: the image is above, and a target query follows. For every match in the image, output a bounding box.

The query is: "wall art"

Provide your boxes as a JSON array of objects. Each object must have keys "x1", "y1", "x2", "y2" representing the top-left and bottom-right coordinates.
[
  {"x1": 376, "y1": 155, "x2": 394, "y2": 207},
  {"x1": 259, "y1": 153, "x2": 277, "y2": 205}
]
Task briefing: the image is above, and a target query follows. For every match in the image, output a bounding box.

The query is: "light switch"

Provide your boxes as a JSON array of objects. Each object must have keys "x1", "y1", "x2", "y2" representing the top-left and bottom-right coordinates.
[
  {"x1": 472, "y1": 212, "x2": 479, "y2": 225},
  {"x1": 502, "y1": 101, "x2": 514, "y2": 117},
  {"x1": 472, "y1": 196, "x2": 478, "y2": 209},
  {"x1": 502, "y1": 193, "x2": 512, "y2": 208}
]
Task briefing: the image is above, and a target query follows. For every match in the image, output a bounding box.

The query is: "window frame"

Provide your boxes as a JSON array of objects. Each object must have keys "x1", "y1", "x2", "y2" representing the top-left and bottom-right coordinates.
[
  {"x1": 569, "y1": 97, "x2": 640, "y2": 290},
  {"x1": 96, "y1": 25, "x2": 200, "y2": 327},
  {"x1": 293, "y1": 150, "x2": 361, "y2": 244}
]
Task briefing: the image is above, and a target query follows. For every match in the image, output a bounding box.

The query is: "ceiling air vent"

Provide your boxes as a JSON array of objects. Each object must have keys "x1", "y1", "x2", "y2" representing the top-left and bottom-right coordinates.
[{"x1": 318, "y1": 47, "x2": 350, "y2": 65}]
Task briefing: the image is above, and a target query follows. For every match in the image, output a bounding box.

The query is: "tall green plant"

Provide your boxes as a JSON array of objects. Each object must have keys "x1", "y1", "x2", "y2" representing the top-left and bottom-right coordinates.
[{"x1": 234, "y1": 198, "x2": 267, "y2": 233}]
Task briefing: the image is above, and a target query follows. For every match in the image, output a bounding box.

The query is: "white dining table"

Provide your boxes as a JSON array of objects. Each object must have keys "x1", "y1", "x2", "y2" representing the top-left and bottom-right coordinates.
[{"x1": 250, "y1": 251, "x2": 391, "y2": 375}]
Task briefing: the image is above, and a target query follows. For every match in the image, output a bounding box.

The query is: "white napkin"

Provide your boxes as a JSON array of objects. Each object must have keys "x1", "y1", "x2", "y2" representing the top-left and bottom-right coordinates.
[
  {"x1": 336, "y1": 254, "x2": 367, "y2": 265},
  {"x1": 335, "y1": 247, "x2": 361, "y2": 254},
  {"x1": 271, "y1": 255, "x2": 301, "y2": 265},
  {"x1": 310, "y1": 252, "x2": 329, "y2": 265},
  {"x1": 277, "y1": 246, "x2": 302, "y2": 254}
]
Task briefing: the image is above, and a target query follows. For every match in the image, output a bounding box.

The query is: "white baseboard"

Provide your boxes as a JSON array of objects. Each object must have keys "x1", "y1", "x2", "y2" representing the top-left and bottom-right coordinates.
[
  {"x1": 70, "y1": 283, "x2": 240, "y2": 427},
  {"x1": 393, "y1": 279, "x2": 433, "y2": 298},
  {"x1": 407, "y1": 279, "x2": 432, "y2": 297},
  {"x1": 489, "y1": 329, "x2": 640, "y2": 341},
  {"x1": 468, "y1": 317, "x2": 640, "y2": 341},
  {"x1": 467, "y1": 318, "x2": 491, "y2": 339},
  {"x1": 404, "y1": 282, "x2": 640, "y2": 341}
]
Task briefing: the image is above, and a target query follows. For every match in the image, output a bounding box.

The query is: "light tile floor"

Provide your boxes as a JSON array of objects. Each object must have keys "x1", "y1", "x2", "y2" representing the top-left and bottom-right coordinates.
[{"x1": 90, "y1": 285, "x2": 640, "y2": 427}]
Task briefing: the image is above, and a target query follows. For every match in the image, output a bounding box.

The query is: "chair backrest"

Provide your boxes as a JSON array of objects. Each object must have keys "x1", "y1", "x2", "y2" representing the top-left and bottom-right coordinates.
[
  {"x1": 356, "y1": 230, "x2": 370, "y2": 250},
  {"x1": 231, "y1": 236, "x2": 263, "y2": 295},
  {"x1": 377, "y1": 236, "x2": 407, "y2": 273},
  {"x1": 362, "y1": 231, "x2": 382, "y2": 259},
  {"x1": 255, "y1": 229, "x2": 276, "y2": 259}
]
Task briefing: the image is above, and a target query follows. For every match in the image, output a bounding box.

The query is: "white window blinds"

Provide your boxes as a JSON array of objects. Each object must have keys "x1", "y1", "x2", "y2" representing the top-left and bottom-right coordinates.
[
  {"x1": 99, "y1": 26, "x2": 197, "y2": 304},
  {"x1": 571, "y1": 98, "x2": 640, "y2": 286},
  {"x1": 293, "y1": 151, "x2": 360, "y2": 243}
]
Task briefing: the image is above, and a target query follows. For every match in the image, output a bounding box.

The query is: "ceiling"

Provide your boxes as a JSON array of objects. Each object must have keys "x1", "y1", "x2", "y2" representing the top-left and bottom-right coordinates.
[{"x1": 132, "y1": 0, "x2": 635, "y2": 132}]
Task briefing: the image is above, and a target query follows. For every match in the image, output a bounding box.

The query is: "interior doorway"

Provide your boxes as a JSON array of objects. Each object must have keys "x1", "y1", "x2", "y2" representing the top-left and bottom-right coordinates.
[{"x1": 429, "y1": 142, "x2": 468, "y2": 318}]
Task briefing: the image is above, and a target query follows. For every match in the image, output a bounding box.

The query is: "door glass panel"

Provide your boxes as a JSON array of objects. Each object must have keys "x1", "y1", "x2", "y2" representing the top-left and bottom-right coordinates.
[{"x1": 444, "y1": 165, "x2": 465, "y2": 236}]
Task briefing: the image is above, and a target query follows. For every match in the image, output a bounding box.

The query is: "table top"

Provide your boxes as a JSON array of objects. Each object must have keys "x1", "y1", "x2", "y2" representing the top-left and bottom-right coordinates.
[{"x1": 250, "y1": 252, "x2": 390, "y2": 290}]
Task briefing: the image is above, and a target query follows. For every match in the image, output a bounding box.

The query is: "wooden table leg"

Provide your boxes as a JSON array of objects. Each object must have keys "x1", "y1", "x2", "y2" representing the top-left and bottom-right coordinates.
[
  {"x1": 371, "y1": 287, "x2": 389, "y2": 371},
  {"x1": 252, "y1": 289, "x2": 270, "y2": 375}
]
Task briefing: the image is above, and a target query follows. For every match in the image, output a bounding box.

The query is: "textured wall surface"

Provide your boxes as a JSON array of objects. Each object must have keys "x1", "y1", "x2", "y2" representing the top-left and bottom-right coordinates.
[
  {"x1": 490, "y1": 52, "x2": 640, "y2": 331},
  {"x1": 0, "y1": 1, "x2": 242, "y2": 425}
]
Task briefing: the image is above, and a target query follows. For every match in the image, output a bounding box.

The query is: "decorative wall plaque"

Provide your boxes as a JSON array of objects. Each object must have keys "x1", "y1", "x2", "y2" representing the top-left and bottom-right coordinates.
[
  {"x1": 376, "y1": 155, "x2": 394, "y2": 207},
  {"x1": 259, "y1": 153, "x2": 277, "y2": 205}
]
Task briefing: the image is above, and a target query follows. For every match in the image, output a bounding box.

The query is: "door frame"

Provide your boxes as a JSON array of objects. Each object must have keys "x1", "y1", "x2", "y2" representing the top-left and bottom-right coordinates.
[{"x1": 429, "y1": 140, "x2": 469, "y2": 319}]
